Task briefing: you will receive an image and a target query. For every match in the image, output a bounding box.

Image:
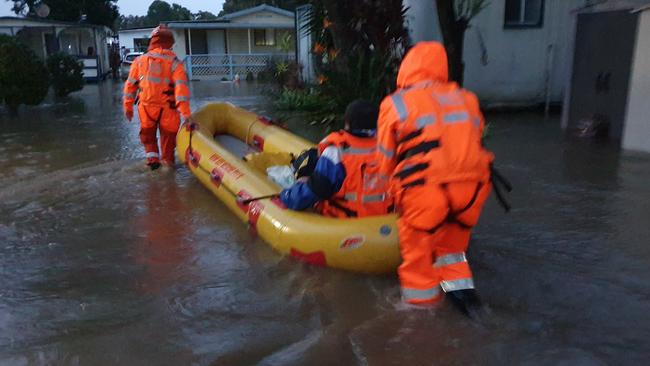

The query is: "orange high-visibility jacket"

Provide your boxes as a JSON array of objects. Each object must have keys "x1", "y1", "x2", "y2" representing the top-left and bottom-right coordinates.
[
  {"x1": 123, "y1": 48, "x2": 191, "y2": 119},
  {"x1": 377, "y1": 42, "x2": 493, "y2": 196},
  {"x1": 317, "y1": 131, "x2": 393, "y2": 218}
]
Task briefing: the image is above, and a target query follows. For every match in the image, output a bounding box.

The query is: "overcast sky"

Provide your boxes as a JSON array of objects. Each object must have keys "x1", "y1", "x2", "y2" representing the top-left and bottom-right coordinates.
[{"x1": 0, "y1": 0, "x2": 226, "y2": 17}]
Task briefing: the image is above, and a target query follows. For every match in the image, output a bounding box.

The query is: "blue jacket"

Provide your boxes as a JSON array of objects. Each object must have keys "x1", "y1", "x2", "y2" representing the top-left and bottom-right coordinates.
[
  {"x1": 280, "y1": 129, "x2": 376, "y2": 211},
  {"x1": 280, "y1": 145, "x2": 345, "y2": 210}
]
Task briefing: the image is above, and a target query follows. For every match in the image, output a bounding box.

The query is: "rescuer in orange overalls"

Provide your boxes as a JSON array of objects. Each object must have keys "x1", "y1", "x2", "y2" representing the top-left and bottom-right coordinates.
[
  {"x1": 123, "y1": 25, "x2": 191, "y2": 170},
  {"x1": 377, "y1": 42, "x2": 494, "y2": 313}
]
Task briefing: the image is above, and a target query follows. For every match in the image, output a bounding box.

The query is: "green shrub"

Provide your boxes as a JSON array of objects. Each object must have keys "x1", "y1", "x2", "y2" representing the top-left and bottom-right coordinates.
[
  {"x1": 273, "y1": 88, "x2": 331, "y2": 112},
  {"x1": 0, "y1": 35, "x2": 49, "y2": 113},
  {"x1": 47, "y1": 53, "x2": 84, "y2": 97},
  {"x1": 246, "y1": 71, "x2": 254, "y2": 81}
]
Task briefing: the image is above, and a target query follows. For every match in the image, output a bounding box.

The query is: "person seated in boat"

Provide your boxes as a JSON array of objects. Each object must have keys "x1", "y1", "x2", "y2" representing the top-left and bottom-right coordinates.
[{"x1": 280, "y1": 100, "x2": 392, "y2": 218}]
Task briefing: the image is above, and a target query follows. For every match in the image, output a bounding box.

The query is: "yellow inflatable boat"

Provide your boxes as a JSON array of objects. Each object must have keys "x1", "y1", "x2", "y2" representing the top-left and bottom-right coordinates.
[{"x1": 177, "y1": 103, "x2": 400, "y2": 273}]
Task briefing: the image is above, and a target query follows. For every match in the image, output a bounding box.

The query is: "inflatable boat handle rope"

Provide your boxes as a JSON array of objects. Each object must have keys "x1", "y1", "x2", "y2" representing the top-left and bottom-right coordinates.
[
  {"x1": 244, "y1": 118, "x2": 257, "y2": 147},
  {"x1": 187, "y1": 121, "x2": 280, "y2": 205}
]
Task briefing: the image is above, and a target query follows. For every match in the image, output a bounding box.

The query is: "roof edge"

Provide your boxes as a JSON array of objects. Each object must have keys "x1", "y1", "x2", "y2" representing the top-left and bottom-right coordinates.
[{"x1": 217, "y1": 4, "x2": 294, "y2": 21}]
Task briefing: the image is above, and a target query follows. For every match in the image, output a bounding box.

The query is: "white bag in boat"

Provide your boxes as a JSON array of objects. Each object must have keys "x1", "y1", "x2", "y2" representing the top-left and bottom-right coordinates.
[{"x1": 267, "y1": 165, "x2": 295, "y2": 189}]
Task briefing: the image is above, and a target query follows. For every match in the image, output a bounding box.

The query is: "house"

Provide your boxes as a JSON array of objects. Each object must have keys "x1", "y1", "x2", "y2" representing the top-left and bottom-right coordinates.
[
  {"x1": 562, "y1": 0, "x2": 650, "y2": 153},
  {"x1": 118, "y1": 27, "x2": 154, "y2": 53},
  {"x1": 404, "y1": 0, "x2": 589, "y2": 108},
  {"x1": 163, "y1": 4, "x2": 296, "y2": 80},
  {"x1": 0, "y1": 16, "x2": 112, "y2": 81}
]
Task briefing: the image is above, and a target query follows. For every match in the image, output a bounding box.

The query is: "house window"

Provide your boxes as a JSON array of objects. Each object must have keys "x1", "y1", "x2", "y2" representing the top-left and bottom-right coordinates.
[
  {"x1": 133, "y1": 38, "x2": 150, "y2": 52},
  {"x1": 254, "y1": 29, "x2": 275, "y2": 46},
  {"x1": 504, "y1": 0, "x2": 544, "y2": 28}
]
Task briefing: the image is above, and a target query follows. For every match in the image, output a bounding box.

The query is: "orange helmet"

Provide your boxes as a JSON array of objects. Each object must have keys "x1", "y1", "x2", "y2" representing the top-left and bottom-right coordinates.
[{"x1": 149, "y1": 25, "x2": 174, "y2": 50}]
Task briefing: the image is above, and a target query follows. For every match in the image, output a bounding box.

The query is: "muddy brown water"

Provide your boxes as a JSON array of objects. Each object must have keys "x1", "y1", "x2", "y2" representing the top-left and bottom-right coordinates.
[{"x1": 1, "y1": 81, "x2": 650, "y2": 365}]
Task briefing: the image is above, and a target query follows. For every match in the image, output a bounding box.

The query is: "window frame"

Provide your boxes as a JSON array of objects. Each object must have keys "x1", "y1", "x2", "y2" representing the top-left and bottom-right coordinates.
[
  {"x1": 254, "y1": 28, "x2": 276, "y2": 47},
  {"x1": 503, "y1": 0, "x2": 545, "y2": 29},
  {"x1": 133, "y1": 38, "x2": 150, "y2": 52}
]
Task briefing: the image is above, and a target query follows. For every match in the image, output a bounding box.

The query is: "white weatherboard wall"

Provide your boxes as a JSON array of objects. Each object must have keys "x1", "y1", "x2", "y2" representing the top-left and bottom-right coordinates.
[
  {"x1": 404, "y1": 0, "x2": 585, "y2": 106},
  {"x1": 118, "y1": 28, "x2": 153, "y2": 52},
  {"x1": 623, "y1": 9, "x2": 650, "y2": 153},
  {"x1": 171, "y1": 29, "x2": 186, "y2": 58}
]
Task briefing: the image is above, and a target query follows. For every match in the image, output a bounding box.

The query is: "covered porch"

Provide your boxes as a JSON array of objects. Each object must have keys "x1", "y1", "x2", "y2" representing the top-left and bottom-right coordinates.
[
  {"x1": 167, "y1": 22, "x2": 295, "y2": 80},
  {"x1": 0, "y1": 17, "x2": 112, "y2": 81}
]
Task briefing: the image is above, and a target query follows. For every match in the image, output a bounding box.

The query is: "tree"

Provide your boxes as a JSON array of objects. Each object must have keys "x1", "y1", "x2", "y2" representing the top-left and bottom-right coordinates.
[
  {"x1": 8, "y1": 0, "x2": 119, "y2": 29},
  {"x1": 193, "y1": 11, "x2": 218, "y2": 21},
  {"x1": 118, "y1": 15, "x2": 151, "y2": 29},
  {"x1": 0, "y1": 35, "x2": 50, "y2": 114},
  {"x1": 147, "y1": 1, "x2": 192, "y2": 25},
  {"x1": 219, "y1": 0, "x2": 307, "y2": 15},
  {"x1": 435, "y1": 0, "x2": 488, "y2": 85}
]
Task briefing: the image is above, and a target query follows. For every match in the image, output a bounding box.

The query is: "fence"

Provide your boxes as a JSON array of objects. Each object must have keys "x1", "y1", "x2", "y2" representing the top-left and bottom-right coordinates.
[{"x1": 184, "y1": 53, "x2": 294, "y2": 80}]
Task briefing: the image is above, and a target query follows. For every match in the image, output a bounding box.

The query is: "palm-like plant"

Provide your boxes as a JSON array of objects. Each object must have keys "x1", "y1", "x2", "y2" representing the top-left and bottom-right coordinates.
[
  {"x1": 436, "y1": 0, "x2": 489, "y2": 85},
  {"x1": 303, "y1": 0, "x2": 411, "y2": 111}
]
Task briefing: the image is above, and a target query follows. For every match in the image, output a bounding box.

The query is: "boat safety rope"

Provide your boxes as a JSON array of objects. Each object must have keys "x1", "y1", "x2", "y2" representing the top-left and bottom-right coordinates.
[{"x1": 186, "y1": 123, "x2": 279, "y2": 203}]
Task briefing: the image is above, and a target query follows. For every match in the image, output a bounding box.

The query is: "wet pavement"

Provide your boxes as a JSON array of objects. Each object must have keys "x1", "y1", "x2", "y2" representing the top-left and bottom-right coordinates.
[{"x1": 1, "y1": 80, "x2": 649, "y2": 365}]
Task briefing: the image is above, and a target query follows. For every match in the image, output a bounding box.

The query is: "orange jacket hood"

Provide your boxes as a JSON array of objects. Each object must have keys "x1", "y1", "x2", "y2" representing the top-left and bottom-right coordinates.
[{"x1": 396, "y1": 41, "x2": 448, "y2": 89}]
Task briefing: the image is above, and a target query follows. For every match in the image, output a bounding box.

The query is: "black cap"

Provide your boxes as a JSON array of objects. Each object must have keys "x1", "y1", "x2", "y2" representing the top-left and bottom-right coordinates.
[{"x1": 344, "y1": 99, "x2": 379, "y2": 131}]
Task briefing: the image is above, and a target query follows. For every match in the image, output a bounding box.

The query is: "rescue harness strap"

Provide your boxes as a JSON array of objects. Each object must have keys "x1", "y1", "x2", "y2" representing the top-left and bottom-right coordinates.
[
  {"x1": 426, "y1": 182, "x2": 483, "y2": 234},
  {"x1": 142, "y1": 107, "x2": 164, "y2": 127},
  {"x1": 490, "y1": 165, "x2": 512, "y2": 213}
]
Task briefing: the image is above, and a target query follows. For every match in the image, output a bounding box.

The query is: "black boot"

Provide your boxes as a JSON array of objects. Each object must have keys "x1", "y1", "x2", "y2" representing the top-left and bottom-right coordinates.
[
  {"x1": 149, "y1": 162, "x2": 161, "y2": 171},
  {"x1": 446, "y1": 289, "x2": 484, "y2": 319}
]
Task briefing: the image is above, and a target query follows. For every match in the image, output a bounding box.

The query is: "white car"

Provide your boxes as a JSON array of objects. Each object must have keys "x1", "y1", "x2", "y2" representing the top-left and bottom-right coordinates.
[{"x1": 120, "y1": 52, "x2": 143, "y2": 80}]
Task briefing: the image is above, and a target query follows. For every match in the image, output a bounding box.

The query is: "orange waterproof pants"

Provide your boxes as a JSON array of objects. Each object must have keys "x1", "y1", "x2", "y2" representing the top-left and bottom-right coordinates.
[
  {"x1": 396, "y1": 181, "x2": 491, "y2": 304},
  {"x1": 138, "y1": 104, "x2": 181, "y2": 165}
]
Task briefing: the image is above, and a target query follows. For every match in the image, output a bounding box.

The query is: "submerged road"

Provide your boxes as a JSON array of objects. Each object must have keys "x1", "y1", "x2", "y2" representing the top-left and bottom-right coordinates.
[{"x1": 1, "y1": 81, "x2": 649, "y2": 365}]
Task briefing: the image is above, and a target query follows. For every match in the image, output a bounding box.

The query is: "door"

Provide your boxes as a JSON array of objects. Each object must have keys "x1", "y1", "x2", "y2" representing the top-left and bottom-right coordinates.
[
  {"x1": 568, "y1": 11, "x2": 639, "y2": 141},
  {"x1": 189, "y1": 29, "x2": 208, "y2": 55}
]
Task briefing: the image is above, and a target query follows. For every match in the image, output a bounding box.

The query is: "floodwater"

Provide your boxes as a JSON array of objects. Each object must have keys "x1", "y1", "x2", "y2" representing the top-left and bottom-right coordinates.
[{"x1": 1, "y1": 81, "x2": 650, "y2": 366}]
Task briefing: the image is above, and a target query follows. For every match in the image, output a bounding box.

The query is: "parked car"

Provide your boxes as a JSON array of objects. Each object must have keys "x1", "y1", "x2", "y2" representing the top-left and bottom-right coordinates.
[{"x1": 120, "y1": 52, "x2": 143, "y2": 80}]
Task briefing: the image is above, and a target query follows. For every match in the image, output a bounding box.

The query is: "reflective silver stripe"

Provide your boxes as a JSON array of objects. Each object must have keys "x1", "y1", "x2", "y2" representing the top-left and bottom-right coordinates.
[
  {"x1": 127, "y1": 77, "x2": 137, "y2": 84},
  {"x1": 146, "y1": 76, "x2": 162, "y2": 84},
  {"x1": 342, "y1": 147, "x2": 375, "y2": 155},
  {"x1": 402, "y1": 286, "x2": 441, "y2": 301},
  {"x1": 436, "y1": 92, "x2": 463, "y2": 106},
  {"x1": 434, "y1": 253, "x2": 467, "y2": 267},
  {"x1": 443, "y1": 112, "x2": 470, "y2": 124},
  {"x1": 145, "y1": 152, "x2": 160, "y2": 158},
  {"x1": 472, "y1": 117, "x2": 481, "y2": 128},
  {"x1": 440, "y1": 278, "x2": 475, "y2": 292},
  {"x1": 176, "y1": 96, "x2": 190, "y2": 102},
  {"x1": 344, "y1": 193, "x2": 357, "y2": 201},
  {"x1": 174, "y1": 79, "x2": 188, "y2": 87},
  {"x1": 123, "y1": 93, "x2": 136, "y2": 99},
  {"x1": 149, "y1": 53, "x2": 175, "y2": 61},
  {"x1": 362, "y1": 193, "x2": 385, "y2": 203},
  {"x1": 416, "y1": 115, "x2": 436, "y2": 129},
  {"x1": 391, "y1": 93, "x2": 408, "y2": 122},
  {"x1": 379, "y1": 144, "x2": 394, "y2": 158}
]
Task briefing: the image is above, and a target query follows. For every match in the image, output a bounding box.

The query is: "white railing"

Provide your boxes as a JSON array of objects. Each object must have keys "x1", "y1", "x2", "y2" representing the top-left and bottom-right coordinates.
[{"x1": 184, "y1": 53, "x2": 295, "y2": 80}]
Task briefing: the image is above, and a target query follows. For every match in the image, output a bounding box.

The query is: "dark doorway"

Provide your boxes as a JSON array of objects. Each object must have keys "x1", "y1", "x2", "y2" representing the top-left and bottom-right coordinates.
[
  {"x1": 189, "y1": 29, "x2": 208, "y2": 54},
  {"x1": 568, "y1": 11, "x2": 639, "y2": 141}
]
